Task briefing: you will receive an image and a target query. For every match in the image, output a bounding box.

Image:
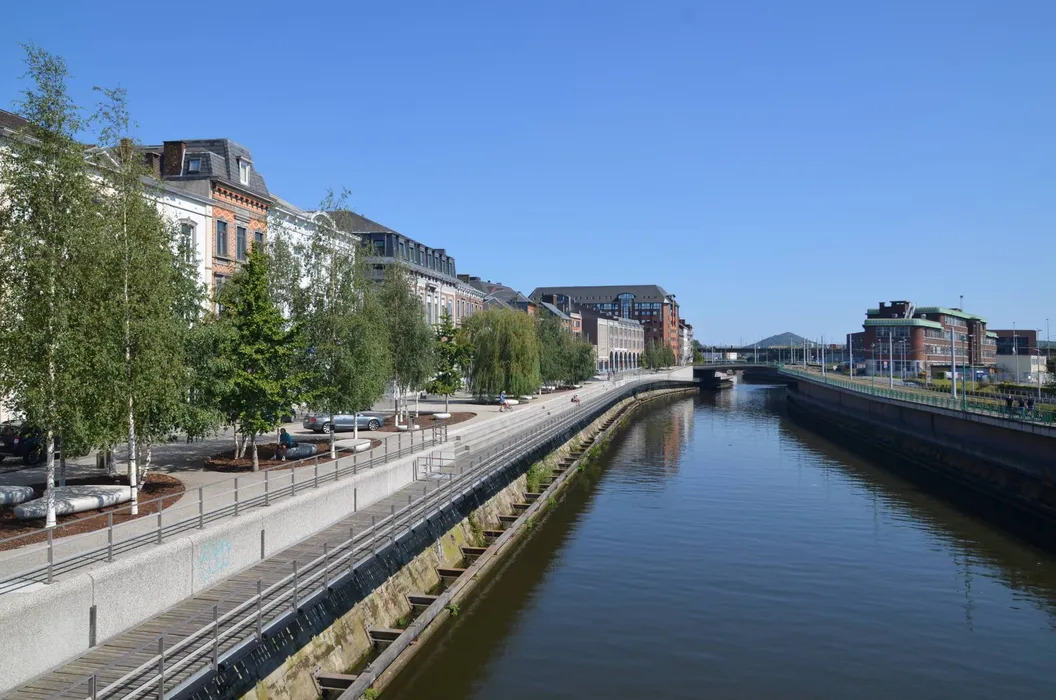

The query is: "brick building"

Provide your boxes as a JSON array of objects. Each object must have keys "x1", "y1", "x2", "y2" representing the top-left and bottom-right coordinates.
[
  {"x1": 529, "y1": 285, "x2": 680, "y2": 355},
  {"x1": 861, "y1": 301, "x2": 997, "y2": 378},
  {"x1": 140, "y1": 139, "x2": 272, "y2": 299}
]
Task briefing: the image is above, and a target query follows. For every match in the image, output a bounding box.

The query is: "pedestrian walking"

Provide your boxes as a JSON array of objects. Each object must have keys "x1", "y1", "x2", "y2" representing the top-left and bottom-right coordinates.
[
  {"x1": 1027, "y1": 396, "x2": 1035, "y2": 417},
  {"x1": 1016, "y1": 397, "x2": 1025, "y2": 417},
  {"x1": 1006, "y1": 394, "x2": 1014, "y2": 416}
]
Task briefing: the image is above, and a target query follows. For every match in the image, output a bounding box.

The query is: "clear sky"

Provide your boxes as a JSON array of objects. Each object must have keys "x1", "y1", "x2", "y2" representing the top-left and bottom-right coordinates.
[{"x1": 3, "y1": 1, "x2": 1055, "y2": 345}]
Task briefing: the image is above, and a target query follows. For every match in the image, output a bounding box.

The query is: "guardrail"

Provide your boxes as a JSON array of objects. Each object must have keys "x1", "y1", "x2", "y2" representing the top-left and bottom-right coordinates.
[
  {"x1": 31, "y1": 377, "x2": 692, "y2": 700},
  {"x1": 0, "y1": 425, "x2": 452, "y2": 594},
  {"x1": 781, "y1": 366, "x2": 1056, "y2": 426}
]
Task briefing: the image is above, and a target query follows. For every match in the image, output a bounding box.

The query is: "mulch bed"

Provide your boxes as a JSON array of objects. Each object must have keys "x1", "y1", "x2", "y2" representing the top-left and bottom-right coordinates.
[
  {"x1": 373, "y1": 412, "x2": 476, "y2": 432},
  {"x1": 0, "y1": 473, "x2": 185, "y2": 550},
  {"x1": 204, "y1": 438, "x2": 383, "y2": 473}
]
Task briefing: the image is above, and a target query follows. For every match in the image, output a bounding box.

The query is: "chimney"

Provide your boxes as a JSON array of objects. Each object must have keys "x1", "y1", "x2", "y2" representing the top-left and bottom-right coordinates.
[
  {"x1": 162, "y1": 141, "x2": 186, "y2": 177},
  {"x1": 143, "y1": 151, "x2": 161, "y2": 178}
]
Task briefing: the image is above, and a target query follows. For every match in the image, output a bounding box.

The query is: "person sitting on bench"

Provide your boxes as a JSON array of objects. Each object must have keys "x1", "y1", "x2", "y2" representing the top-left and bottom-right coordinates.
[{"x1": 278, "y1": 428, "x2": 296, "y2": 461}]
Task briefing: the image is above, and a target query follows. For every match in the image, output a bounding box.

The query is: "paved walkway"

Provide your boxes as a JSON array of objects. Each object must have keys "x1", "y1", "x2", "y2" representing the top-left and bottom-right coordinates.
[{"x1": 0, "y1": 370, "x2": 684, "y2": 588}]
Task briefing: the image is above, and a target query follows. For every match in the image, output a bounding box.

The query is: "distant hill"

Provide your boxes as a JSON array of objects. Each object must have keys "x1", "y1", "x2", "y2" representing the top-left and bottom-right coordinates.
[{"x1": 752, "y1": 332, "x2": 816, "y2": 348}]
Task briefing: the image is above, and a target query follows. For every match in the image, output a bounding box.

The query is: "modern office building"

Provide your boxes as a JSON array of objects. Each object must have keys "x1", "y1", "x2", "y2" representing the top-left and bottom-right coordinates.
[
  {"x1": 529, "y1": 285, "x2": 680, "y2": 354},
  {"x1": 861, "y1": 300, "x2": 997, "y2": 377},
  {"x1": 344, "y1": 213, "x2": 486, "y2": 325}
]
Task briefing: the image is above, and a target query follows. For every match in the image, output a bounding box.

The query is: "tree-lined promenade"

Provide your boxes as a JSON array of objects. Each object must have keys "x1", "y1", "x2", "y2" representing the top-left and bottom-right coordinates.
[{"x1": 0, "y1": 46, "x2": 602, "y2": 527}]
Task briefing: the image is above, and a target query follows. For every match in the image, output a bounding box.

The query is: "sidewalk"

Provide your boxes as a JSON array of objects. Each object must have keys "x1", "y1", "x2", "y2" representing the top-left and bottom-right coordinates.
[{"x1": 0, "y1": 370, "x2": 682, "y2": 587}]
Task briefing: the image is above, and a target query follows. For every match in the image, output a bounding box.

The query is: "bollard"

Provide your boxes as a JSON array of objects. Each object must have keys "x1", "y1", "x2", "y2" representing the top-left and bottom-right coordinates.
[
  {"x1": 354, "y1": 487, "x2": 358, "y2": 512},
  {"x1": 234, "y1": 477, "x2": 240, "y2": 517},
  {"x1": 107, "y1": 513, "x2": 114, "y2": 563},
  {"x1": 353, "y1": 452, "x2": 358, "y2": 474},
  {"x1": 157, "y1": 507, "x2": 163, "y2": 545},
  {"x1": 385, "y1": 439, "x2": 389, "y2": 463},
  {"x1": 335, "y1": 460, "x2": 340, "y2": 482},
  {"x1": 314, "y1": 463, "x2": 319, "y2": 489},
  {"x1": 46, "y1": 528, "x2": 53, "y2": 584},
  {"x1": 198, "y1": 488, "x2": 204, "y2": 530},
  {"x1": 264, "y1": 471, "x2": 270, "y2": 506}
]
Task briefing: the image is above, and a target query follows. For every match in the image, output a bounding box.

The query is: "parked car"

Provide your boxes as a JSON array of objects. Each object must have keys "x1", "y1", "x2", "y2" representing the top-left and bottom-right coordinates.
[
  {"x1": 303, "y1": 412, "x2": 385, "y2": 433},
  {"x1": 0, "y1": 423, "x2": 55, "y2": 465}
]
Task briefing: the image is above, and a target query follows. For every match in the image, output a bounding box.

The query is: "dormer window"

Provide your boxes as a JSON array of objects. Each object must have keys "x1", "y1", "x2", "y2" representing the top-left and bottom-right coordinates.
[
  {"x1": 186, "y1": 157, "x2": 201, "y2": 174},
  {"x1": 238, "y1": 158, "x2": 251, "y2": 185}
]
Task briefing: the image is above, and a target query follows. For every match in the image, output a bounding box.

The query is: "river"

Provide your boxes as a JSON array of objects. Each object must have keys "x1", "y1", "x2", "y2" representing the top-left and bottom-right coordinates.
[{"x1": 383, "y1": 382, "x2": 1056, "y2": 700}]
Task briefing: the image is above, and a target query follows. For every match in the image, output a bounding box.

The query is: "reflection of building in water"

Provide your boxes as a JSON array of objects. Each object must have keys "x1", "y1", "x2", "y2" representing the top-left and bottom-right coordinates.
[{"x1": 660, "y1": 398, "x2": 695, "y2": 470}]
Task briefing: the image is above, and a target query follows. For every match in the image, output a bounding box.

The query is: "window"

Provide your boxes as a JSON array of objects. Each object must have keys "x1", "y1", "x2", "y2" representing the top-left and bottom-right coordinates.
[
  {"x1": 238, "y1": 159, "x2": 251, "y2": 185},
  {"x1": 216, "y1": 220, "x2": 229, "y2": 256},
  {"x1": 236, "y1": 226, "x2": 247, "y2": 260},
  {"x1": 186, "y1": 158, "x2": 201, "y2": 174},
  {"x1": 254, "y1": 230, "x2": 264, "y2": 250},
  {"x1": 180, "y1": 222, "x2": 195, "y2": 261}
]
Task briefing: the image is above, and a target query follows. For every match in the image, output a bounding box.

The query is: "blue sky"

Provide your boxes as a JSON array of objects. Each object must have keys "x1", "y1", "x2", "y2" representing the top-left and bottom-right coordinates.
[{"x1": 3, "y1": 1, "x2": 1055, "y2": 345}]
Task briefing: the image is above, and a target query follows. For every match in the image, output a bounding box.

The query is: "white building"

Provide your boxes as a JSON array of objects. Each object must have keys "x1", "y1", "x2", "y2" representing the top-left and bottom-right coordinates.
[{"x1": 994, "y1": 354, "x2": 1050, "y2": 384}]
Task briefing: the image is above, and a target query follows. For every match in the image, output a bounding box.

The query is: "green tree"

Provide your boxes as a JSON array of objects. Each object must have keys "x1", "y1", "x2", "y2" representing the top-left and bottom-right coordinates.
[
  {"x1": 0, "y1": 46, "x2": 108, "y2": 527},
  {"x1": 567, "y1": 336, "x2": 597, "y2": 384},
  {"x1": 92, "y1": 86, "x2": 206, "y2": 513},
  {"x1": 379, "y1": 263, "x2": 435, "y2": 426},
  {"x1": 217, "y1": 247, "x2": 305, "y2": 470},
  {"x1": 662, "y1": 344, "x2": 677, "y2": 368},
  {"x1": 299, "y1": 197, "x2": 390, "y2": 455},
  {"x1": 429, "y1": 311, "x2": 463, "y2": 413},
  {"x1": 464, "y1": 308, "x2": 540, "y2": 398},
  {"x1": 537, "y1": 313, "x2": 566, "y2": 386}
]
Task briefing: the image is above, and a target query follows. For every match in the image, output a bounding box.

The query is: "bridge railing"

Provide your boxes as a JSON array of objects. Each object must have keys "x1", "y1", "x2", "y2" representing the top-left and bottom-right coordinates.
[{"x1": 780, "y1": 366, "x2": 1056, "y2": 426}]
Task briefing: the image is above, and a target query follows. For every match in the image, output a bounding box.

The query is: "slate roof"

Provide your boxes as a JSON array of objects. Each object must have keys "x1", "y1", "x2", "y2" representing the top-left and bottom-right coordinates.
[
  {"x1": 139, "y1": 138, "x2": 271, "y2": 199},
  {"x1": 463, "y1": 279, "x2": 533, "y2": 307},
  {"x1": 328, "y1": 210, "x2": 398, "y2": 235},
  {"x1": 529, "y1": 284, "x2": 674, "y2": 304},
  {"x1": 0, "y1": 109, "x2": 30, "y2": 132},
  {"x1": 538, "y1": 301, "x2": 570, "y2": 320}
]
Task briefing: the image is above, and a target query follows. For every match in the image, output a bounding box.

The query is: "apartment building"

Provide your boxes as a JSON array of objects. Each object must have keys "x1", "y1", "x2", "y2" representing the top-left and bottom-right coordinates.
[
  {"x1": 457, "y1": 277, "x2": 537, "y2": 314},
  {"x1": 529, "y1": 285, "x2": 680, "y2": 354},
  {"x1": 578, "y1": 306, "x2": 645, "y2": 372},
  {"x1": 344, "y1": 213, "x2": 486, "y2": 325}
]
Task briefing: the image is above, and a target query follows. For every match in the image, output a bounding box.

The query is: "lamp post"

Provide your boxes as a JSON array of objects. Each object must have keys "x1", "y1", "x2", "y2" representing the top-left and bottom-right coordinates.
[
  {"x1": 889, "y1": 332, "x2": 894, "y2": 389},
  {"x1": 1014, "y1": 321, "x2": 1020, "y2": 384},
  {"x1": 848, "y1": 333, "x2": 854, "y2": 378},
  {"x1": 1038, "y1": 329, "x2": 1043, "y2": 401},
  {"x1": 871, "y1": 343, "x2": 877, "y2": 392}
]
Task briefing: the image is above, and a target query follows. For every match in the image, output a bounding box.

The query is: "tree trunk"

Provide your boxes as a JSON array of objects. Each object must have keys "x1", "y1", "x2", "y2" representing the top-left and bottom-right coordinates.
[
  {"x1": 141, "y1": 441, "x2": 153, "y2": 482},
  {"x1": 59, "y1": 438, "x2": 67, "y2": 488},
  {"x1": 45, "y1": 429, "x2": 56, "y2": 529},
  {"x1": 393, "y1": 382, "x2": 399, "y2": 425},
  {"x1": 250, "y1": 433, "x2": 259, "y2": 472},
  {"x1": 128, "y1": 398, "x2": 139, "y2": 516},
  {"x1": 106, "y1": 447, "x2": 117, "y2": 476},
  {"x1": 329, "y1": 410, "x2": 336, "y2": 459},
  {"x1": 445, "y1": 393, "x2": 450, "y2": 413},
  {"x1": 233, "y1": 429, "x2": 240, "y2": 458}
]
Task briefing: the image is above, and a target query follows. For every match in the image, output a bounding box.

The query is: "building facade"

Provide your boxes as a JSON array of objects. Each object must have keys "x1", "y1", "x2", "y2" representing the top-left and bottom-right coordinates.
[
  {"x1": 140, "y1": 139, "x2": 274, "y2": 300},
  {"x1": 345, "y1": 213, "x2": 486, "y2": 325},
  {"x1": 457, "y1": 277, "x2": 536, "y2": 314},
  {"x1": 578, "y1": 307, "x2": 645, "y2": 372},
  {"x1": 678, "y1": 319, "x2": 694, "y2": 365},
  {"x1": 529, "y1": 285, "x2": 680, "y2": 354},
  {"x1": 861, "y1": 301, "x2": 996, "y2": 378}
]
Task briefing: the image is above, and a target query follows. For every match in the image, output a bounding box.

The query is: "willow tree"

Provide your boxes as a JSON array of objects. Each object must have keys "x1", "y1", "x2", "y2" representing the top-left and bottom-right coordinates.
[
  {"x1": 465, "y1": 307, "x2": 540, "y2": 398},
  {"x1": 92, "y1": 86, "x2": 204, "y2": 512},
  {"x1": 0, "y1": 46, "x2": 107, "y2": 527}
]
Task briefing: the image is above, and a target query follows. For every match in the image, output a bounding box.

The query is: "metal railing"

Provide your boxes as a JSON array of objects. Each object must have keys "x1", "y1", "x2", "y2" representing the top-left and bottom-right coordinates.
[
  {"x1": 781, "y1": 366, "x2": 1056, "y2": 426},
  {"x1": 31, "y1": 376, "x2": 690, "y2": 700},
  {"x1": 0, "y1": 425, "x2": 449, "y2": 594}
]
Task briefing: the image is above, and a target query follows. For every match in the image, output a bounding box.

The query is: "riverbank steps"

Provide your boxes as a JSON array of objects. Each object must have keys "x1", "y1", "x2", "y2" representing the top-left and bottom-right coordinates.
[{"x1": 223, "y1": 386, "x2": 695, "y2": 700}]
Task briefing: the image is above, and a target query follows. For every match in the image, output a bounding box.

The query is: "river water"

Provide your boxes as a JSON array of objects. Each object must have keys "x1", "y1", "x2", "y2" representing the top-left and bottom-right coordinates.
[{"x1": 384, "y1": 383, "x2": 1056, "y2": 700}]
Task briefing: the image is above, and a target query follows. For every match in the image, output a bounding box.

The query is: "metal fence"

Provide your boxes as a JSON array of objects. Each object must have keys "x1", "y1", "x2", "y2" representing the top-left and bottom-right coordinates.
[
  {"x1": 781, "y1": 366, "x2": 1056, "y2": 426},
  {"x1": 31, "y1": 377, "x2": 689, "y2": 700}
]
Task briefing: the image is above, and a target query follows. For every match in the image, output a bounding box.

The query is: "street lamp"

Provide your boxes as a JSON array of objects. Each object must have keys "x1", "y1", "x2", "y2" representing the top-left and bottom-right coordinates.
[{"x1": 1014, "y1": 321, "x2": 1021, "y2": 384}]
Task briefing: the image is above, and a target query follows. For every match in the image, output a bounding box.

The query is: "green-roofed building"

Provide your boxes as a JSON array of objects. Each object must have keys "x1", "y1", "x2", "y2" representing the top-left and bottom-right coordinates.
[{"x1": 861, "y1": 300, "x2": 996, "y2": 379}]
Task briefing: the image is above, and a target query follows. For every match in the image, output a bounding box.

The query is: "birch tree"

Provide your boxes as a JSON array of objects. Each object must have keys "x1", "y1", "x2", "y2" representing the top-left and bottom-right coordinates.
[
  {"x1": 91, "y1": 87, "x2": 204, "y2": 513},
  {"x1": 379, "y1": 263, "x2": 435, "y2": 426},
  {"x1": 0, "y1": 46, "x2": 106, "y2": 528},
  {"x1": 298, "y1": 195, "x2": 389, "y2": 456}
]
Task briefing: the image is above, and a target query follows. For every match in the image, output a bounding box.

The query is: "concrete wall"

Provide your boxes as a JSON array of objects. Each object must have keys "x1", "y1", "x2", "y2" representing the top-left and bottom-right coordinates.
[{"x1": 789, "y1": 378, "x2": 1056, "y2": 519}]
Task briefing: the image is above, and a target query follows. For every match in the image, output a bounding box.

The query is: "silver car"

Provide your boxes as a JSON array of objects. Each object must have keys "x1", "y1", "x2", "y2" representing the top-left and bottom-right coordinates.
[{"x1": 303, "y1": 412, "x2": 385, "y2": 433}]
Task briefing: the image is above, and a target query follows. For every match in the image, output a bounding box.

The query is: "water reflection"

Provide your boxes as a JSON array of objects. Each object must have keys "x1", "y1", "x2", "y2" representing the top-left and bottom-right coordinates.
[{"x1": 387, "y1": 385, "x2": 1056, "y2": 700}]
